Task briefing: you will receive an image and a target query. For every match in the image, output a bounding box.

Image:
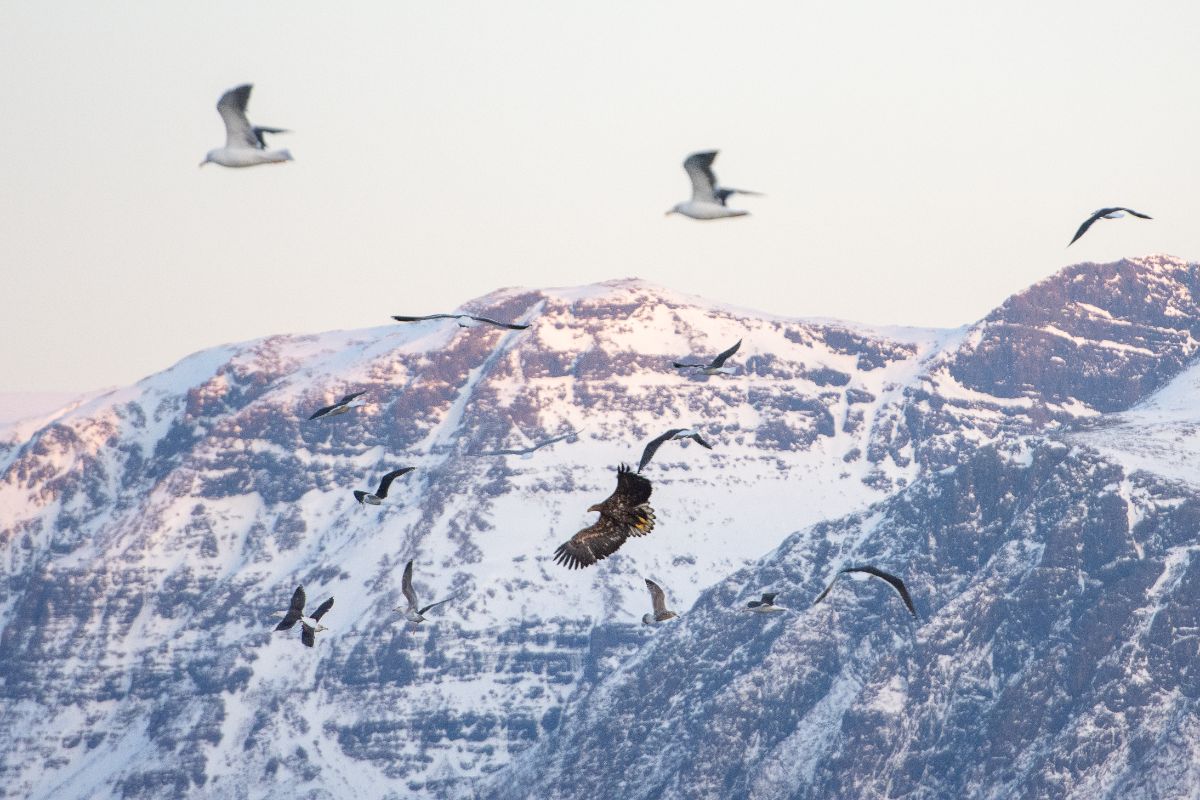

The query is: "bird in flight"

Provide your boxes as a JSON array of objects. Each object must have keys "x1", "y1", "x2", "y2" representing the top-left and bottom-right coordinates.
[
  {"x1": 307, "y1": 391, "x2": 366, "y2": 421},
  {"x1": 745, "y1": 593, "x2": 785, "y2": 614},
  {"x1": 394, "y1": 560, "x2": 456, "y2": 627},
  {"x1": 666, "y1": 151, "x2": 761, "y2": 220},
  {"x1": 673, "y1": 340, "x2": 742, "y2": 375},
  {"x1": 642, "y1": 579, "x2": 678, "y2": 625},
  {"x1": 354, "y1": 467, "x2": 416, "y2": 506},
  {"x1": 1067, "y1": 207, "x2": 1152, "y2": 246},
  {"x1": 391, "y1": 313, "x2": 530, "y2": 330},
  {"x1": 813, "y1": 565, "x2": 917, "y2": 617},
  {"x1": 553, "y1": 466, "x2": 655, "y2": 569},
  {"x1": 637, "y1": 428, "x2": 713, "y2": 473},
  {"x1": 475, "y1": 428, "x2": 582, "y2": 458},
  {"x1": 200, "y1": 84, "x2": 293, "y2": 168},
  {"x1": 274, "y1": 586, "x2": 334, "y2": 647}
]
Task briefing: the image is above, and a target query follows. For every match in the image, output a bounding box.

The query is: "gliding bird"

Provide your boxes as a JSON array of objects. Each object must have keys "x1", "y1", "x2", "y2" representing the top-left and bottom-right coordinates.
[
  {"x1": 307, "y1": 391, "x2": 366, "y2": 421},
  {"x1": 392, "y1": 313, "x2": 530, "y2": 330},
  {"x1": 200, "y1": 84, "x2": 293, "y2": 168},
  {"x1": 813, "y1": 565, "x2": 917, "y2": 617},
  {"x1": 666, "y1": 151, "x2": 761, "y2": 220},
  {"x1": 1067, "y1": 207, "x2": 1152, "y2": 246},
  {"x1": 637, "y1": 428, "x2": 713, "y2": 473},
  {"x1": 672, "y1": 340, "x2": 742, "y2": 375},
  {"x1": 354, "y1": 467, "x2": 416, "y2": 505}
]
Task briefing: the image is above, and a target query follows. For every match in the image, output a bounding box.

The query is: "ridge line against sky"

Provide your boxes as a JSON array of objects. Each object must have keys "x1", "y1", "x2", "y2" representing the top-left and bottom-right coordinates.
[{"x1": 2, "y1": 1, "x2": 1198, "y2": 391}]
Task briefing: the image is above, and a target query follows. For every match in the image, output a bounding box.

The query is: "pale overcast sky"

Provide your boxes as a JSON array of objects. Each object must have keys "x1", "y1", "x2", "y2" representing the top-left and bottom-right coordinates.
[{"x1": 2, "y1": 1, "x2": 1197, "y2": 392}]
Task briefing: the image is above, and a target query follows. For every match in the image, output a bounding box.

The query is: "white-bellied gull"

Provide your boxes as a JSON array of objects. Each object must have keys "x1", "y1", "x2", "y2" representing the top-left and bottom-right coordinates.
[
  {"x1": 1068, "y1": 207, "x2": 1152, "y2": 246},
  {"x1": 745, "y1": 592, "x2": 785, "y2": 614},
  {"x1": 673, "y1": 339, "x2": 742, "y2": 375},
  {"x1": 637, "y1": 428, "x2": 713, "y2": 473},
  {"x1": 308, "y1": 391, "x2": 366, "y2": 421},
  {"x1": 642, "y1": 579, "x2": 678, "y2": 625},
  {"x1": 274, "y1": 586, "x2": 334, "y2": 647},
  {"x1": 200, "y1": 84, "x2": 293, "y2": 168},
  {"x1": 392, "y1": 313, "x2": 530, "y2": 330},
  {"x1": 813, "y1": 565, "x2": 917, "y2": 617},
  {"x1": 354, "y1": 467, "x2": 416, "y2": 505},
  {"x1": 394, "y1": 560, "x2": 455, "y2": 626},
  {"x1": 666, "y1": 151, "x2": 760, "y2": 220}
]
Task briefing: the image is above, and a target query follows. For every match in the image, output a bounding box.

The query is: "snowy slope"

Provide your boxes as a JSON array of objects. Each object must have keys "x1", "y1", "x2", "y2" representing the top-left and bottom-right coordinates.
[{"x1": 3, "y1": 257, "x2": 1200, "y2": 799}]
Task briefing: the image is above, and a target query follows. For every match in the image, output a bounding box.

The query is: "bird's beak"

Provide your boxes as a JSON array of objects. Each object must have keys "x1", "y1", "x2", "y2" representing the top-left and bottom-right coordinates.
[
  {"x1": 198, "y1": 160, "x2": 208, "y2": 168},
  {"x1": 664, "y1": 209, "x2": 675, "y2": 216},
  {"x1": 587, "y1": 504, "x2": 601, "y2": 512}
]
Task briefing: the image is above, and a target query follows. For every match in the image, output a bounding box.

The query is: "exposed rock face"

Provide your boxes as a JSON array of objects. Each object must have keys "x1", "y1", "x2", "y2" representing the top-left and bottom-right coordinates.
[{"x1": 2, "y1": 256, "x2": 1199, "y2": 799}]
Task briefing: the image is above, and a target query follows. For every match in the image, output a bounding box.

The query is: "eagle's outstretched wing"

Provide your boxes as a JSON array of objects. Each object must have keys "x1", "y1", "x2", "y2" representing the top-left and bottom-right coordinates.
[
  {"x1": 553, "y1": 515, "x2": 633, "y2": 569},
  {"x1": 553, "y1": 465, "x2": 655, "y2": 569}
]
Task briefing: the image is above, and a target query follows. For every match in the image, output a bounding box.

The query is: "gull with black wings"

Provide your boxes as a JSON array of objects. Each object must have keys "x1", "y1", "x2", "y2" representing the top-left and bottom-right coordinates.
[
  {"x1": 1067, "y1": 207, "x2": 1152, "y2": 246},
  {"x1": 666, "y1": 151, "x2": 761, "y2": 220},
  {"x1": 637, "y1": 428, "x2": 713, "y2": 473},
  {"x1": 813, "y1": 565, "x2": 917, "y2": 617},
  {"x1": 354, "y1": 467, "x2": 416, "y2": 506},
  {"x1": 200, "y1": 84, "x2": 293, "y2": 168},
  {"x1": 307, "y1": 391, "x2": 366, "y2": 421},
  {"x1": 274, "y1": 586, "x2": 335, "y2": 647},
  {"x1": 392, "y1": 313, "x2": 530, "y2": 330},
  {"x1": 673, "y1": 339, "x2": 742, "y2": 375}
]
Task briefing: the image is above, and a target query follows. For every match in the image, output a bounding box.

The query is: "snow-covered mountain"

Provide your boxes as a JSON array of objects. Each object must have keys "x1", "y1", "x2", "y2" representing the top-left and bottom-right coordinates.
[{"x1": 2, "y1": 255, "x2": 1199, "y2": 799}]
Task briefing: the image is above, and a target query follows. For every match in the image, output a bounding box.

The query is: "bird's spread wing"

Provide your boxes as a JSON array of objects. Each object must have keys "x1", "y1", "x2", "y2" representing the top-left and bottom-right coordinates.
[
  {"x1": 418, "y1": 597, "x2": 454, "y2": 615},
  {"x1": 812, "y1": 575, "x2": 840, "y2": 606},
  {"x1": 301, "y1": 625, "x2": 315, "y2": 647},
  {"x1": 339, "y1": 391, "x2": 366, "y2": 405},
  {"x1": 646, "y1": 579, "x2": 668, "y2": 616},
  {"x1": 375, "y1": 467, "x2": 415, "y2": 499},
  {"x1": 216, "y1": 84, "x2": 259, "y2": 150},
  {"x1": 637, "y1": 430, "x2": 682, "y2": 473},
  {"x1": 308, "y1": 404, "x2": 337, "y2": 421},
  {"x1": 1116, "y1": 207, "x2": 1152, "y2": 219},
  {"x1": 465, "y1": 315, "x2": 531, "y2": 330},
  {"x1": 709, "y1": 339, "x2": 742, "y2": 368},
  {"x1": 686, "y1": 433, "x2": 714, "y2": 450},
  {"x1": 683, "y1": 151, "x2": 719, "y2": 203},
  {"x1": 844, "y1": 566, "x2": 917, "y2": 617},
  {"x1": 402, "y1": 560, "x2": 418, "y2": 609},
  {"x1": 761, "y1": 593, "x2": 776, "y2": 605},
  {"x1": 672, "y1": 361, "x2": 704, "y2": 369},
  {"x1": 1067, "y1": 209, "x2": 1110, "y2": 246},
  {"x1": 253, "y1": 126, "x2": 287, "y2": 148},
  {"x1": 391, "y1": 314, "x2": 454, "y2": 323},
  {"x1": 275, "y1": 585, "x2": 306, "y2": 630},
  {"x1": 609, "y1": 464, "x2": 653, "y2": 513},
  {"x1": 553, "y1": 516, "x2": 631, "y2": 569},
  {"x1": 311, "y1": 597, "x2": 335, "y2": 622}
]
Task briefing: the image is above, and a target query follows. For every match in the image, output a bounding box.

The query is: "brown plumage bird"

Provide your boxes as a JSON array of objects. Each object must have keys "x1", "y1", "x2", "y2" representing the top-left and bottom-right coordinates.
[{"x1": 553, "y1": 465, "x2": 655, "y2": 569}]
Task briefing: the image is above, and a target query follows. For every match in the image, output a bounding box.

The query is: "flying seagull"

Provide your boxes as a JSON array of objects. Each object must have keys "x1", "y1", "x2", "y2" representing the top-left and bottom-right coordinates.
[
  {"x1": 637, "y1": 428, "x2": 714, "y2": 473},
  {"x1": 475, "y1": 428, "x2": 582, "y2": 458},
  {"x1": 307, "y1": 391, "x2": 367, "y2": 421},
  {"x1": 642, "y1": 579, "x2": 678, "y2": 625},
  {"x1": 673, "y1": 339, "x2": 742, "y2": 374},
  {"x1": 813, "y1": 566, "x2": 917, "y2": 617},
  {"x1": 393, "y1": 560, "x2": 455, "y2": 626},
  {"x1": 200, "y1": 84, "x2": 293, "y2": 168},
  {"x1": 1067, "y1": 207, "x2": 1152, "y2": 246},
  {"x1": 391, "y1": 313, "x2": 530, "y2": 330},
  {"x1": 274, "y1": 586, "x2": 334, "y2": 647},
  {"x1": 745, "y1": 593, "x2": 785, "y2": 614},
  {"x1": 553, "y1": 465, "x2": 655, "y2": 569},
  {"x1": 666, "y1": 151, "x2": 761, "y2": 220},
  {"x1": 354, "y1": 467, "x2": 416, "y2": 505}
]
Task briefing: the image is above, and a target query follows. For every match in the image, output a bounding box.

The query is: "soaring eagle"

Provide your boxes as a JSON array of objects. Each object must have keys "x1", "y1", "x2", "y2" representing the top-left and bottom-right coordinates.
[{"x1": 553, "y1": 465, "x2": 655, "y2": 569}]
